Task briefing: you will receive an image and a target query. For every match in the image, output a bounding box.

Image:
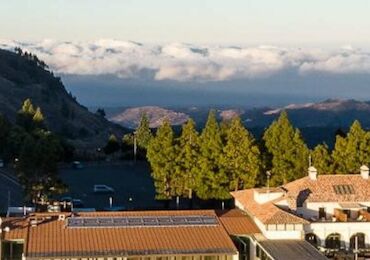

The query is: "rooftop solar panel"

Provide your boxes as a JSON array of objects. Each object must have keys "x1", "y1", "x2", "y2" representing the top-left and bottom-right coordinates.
[{"x1": 67, "y1": 215, "x2": 218, "y2": 228}]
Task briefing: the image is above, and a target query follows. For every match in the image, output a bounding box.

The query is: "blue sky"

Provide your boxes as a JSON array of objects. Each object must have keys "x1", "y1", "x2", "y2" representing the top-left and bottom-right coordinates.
[{"x1": 1, "y1": 0, "x2": 370, "y2": 46}]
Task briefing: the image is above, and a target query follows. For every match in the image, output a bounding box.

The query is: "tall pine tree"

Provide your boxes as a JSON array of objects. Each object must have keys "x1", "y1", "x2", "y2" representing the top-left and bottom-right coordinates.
[
  {"x1": 263, "y1": 111, "x2": 309, "y2": 185},
  {"x1": 221, "y1": 116, "x2": 261, "y2": 191},
  {"x1": 311, "y1": 143, "x2": 333, "y2": 174},
  {"x1": 136, "y1": 113, "x2": 152, "y2": 149},
  {"x1": 332, "y1": 120, "x2": 370, "y2": 173},
  {"x1": 172, "y1": 119, "x2": 199, "y2": 199},
  {"x1": 147, "y1": 119, "x2": 176, "y2": 200},
  {"x1": 196, "y1": 110, "x2": 229, "y2": 200}
]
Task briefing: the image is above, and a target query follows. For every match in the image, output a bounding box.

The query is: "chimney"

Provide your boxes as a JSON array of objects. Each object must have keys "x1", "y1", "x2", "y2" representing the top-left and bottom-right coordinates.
[
  {"x1": 360, "y1": 165, "x2": 369, "y2": 180},
  {"x1": 308, "y1": 166, "x2": 317, "y2": 180}
]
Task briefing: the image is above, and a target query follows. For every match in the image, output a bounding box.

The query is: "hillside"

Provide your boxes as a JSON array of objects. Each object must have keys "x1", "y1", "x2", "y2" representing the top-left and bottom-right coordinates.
[
  {"x1": 0, "y1": 48, "x2": 125, "y2": 148},
  {"x1": 110, "y1": 106, "x2": 189, "y2": 128},
  {"x1": 261, "y1": 99, "x2": 370, "y2": 128}
]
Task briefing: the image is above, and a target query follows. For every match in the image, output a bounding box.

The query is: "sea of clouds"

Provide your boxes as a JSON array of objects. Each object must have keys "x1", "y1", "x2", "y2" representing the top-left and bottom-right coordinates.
[{"x1": 1, "y1": 39, "x2": 370, "y2": 82}]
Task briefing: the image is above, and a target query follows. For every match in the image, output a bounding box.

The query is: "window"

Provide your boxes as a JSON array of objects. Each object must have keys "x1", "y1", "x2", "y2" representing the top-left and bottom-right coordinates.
[
  {"x1": 343, "y1": 209, "x2": 351, "y2": 218},
  {"x1": 350, "y1": 233, "x2": 366, "y2": 250},
  {"x1": 305, "y1": 233, "x2": 318, "y2": 247},
  {"x1": 1, "y1": 241, "x2": 24, "y2": 260},
  {"x1": 319, "y1": 207, "x2": 326, "y2": 219},
  {"x1": 333, "y1": 185, "x2": 355, "y2": 195},
  {"x1": 325, "y1": 233, "x2": 341, "y2": 249}
]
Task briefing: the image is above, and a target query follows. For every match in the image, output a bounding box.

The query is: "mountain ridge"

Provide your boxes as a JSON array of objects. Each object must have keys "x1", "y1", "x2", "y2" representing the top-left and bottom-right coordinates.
[{"x1": 0, "y1": 48, "x2": 125, "y2": 149}]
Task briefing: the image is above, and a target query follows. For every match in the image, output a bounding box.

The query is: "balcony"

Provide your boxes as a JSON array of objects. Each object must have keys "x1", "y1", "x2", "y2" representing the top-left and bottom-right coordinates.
[{"x1": 309, "y1": 209, "x2": 370, "y2": 223}]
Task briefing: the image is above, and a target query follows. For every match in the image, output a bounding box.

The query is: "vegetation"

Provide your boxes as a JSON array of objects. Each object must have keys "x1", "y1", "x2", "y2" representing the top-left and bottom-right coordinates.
[
  {"x1": 147, "y1": 119, "x2": 176, "y2": 200},
  {"x1": 263, "y1": 111, "x2": 310, "y2": 185},
  {"x1": 146, "y1": 110, "x2": 370, "y2": 202},
  {"x1": 0, "y1": 99, "x2": 69, "y2": 205}
]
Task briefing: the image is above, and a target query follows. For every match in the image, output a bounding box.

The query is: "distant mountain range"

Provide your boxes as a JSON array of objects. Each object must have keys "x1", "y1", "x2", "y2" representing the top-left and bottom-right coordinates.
[
  {"x1": 106, "y1": 99, "x2": 370, "y2": 130},
  {"x1": 110, "y1": 106, "x2": 189, "y2": 128},
  {"x1": 260, "y1": 99, "x2": 370, "y2": 128}
]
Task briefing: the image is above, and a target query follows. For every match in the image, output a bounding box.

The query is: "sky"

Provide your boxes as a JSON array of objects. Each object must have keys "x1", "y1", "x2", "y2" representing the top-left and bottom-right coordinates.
[
  {"x1": 1, "y1": 0, "x2": 370, "y2": 107},
  {"x1": 1, "y1": 0, "x2": 370, "y2": 46}
]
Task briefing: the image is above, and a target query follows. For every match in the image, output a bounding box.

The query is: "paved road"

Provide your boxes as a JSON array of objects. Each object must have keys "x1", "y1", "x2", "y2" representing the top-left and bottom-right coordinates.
[{"x1": 0, "y1": 169, "x2": 23, "y2": 213}]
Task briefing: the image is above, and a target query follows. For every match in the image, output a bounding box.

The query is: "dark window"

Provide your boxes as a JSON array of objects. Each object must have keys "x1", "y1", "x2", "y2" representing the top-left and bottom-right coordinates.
[
  {"x1": 1, "y1": 241, "x2": 24, "y2": 260},
  {"x1": 325, "y1": 233, "x2": 341, "y2": 249},
  {"x1": 319, "y1": 208, "x2": 326, "y2": 219},
  {"x1": 350, "y1": 233, "x2": 366, "y2": 249},
  {"x1": 305, "y1": 233, "x2": 318, "y2": 247},
  {"x1": 343, "y1": 209, "x2": 351, "y2": 218}
]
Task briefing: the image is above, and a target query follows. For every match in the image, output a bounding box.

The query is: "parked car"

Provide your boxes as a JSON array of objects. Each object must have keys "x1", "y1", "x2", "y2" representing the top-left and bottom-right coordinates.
[
  {"x1": 72, "y1": 161, "x2": 84, "y2": 169},
  {"x1": 93, "y1": 184, "x2": 115, "y2": 194},
  {"x1": 72, "y1": 199, "x2": 84, "y2": 208},
  {"x1": 60, "y1": 196, "x2": 73, "y2": 203}
]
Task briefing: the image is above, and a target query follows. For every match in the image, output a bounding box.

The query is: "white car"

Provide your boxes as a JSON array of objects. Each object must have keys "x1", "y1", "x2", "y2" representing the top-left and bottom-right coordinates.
[{"x1": 93, "y1": 184, "x2": 115, "y2": 194}]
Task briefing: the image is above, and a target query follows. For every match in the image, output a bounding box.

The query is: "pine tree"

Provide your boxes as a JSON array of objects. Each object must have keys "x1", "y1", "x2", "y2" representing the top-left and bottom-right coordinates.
[
  {"x1": 263, "y1": 111, "x2": 309, "y2": 185},
  {"x1": 196, "y1": 110, "x2": 229, "y2": 200},
  {"x1": 311, "y1": 143, "x2": 333, "y2": 174},
  {"x1": 172, "y1": 119, "x2": 199, "y2": 199},
  {"x1": 135, "y1": 113, "x2": 152, "y2": 149},
  {"x1": 17, "y1": 99, "x2": 37, "y2": 130},
  {"x1": 221, "y1": 116, "x2": 261, "y2": 191},
  {"x1": 147, "y1": 119, "x2": 176, "y2": 200},
  {"x1": 104, "y1": 134, "x2": 120, "y2": 154},
  {"x1": 21, "y1": 98, "x2": 35, "y2": 115},
  {"x1": 332, "y1": 120, "x2": 370, "y2": 173},
  {"x1": 33, "y1": 107, "x2": 44, "y2": 123}
]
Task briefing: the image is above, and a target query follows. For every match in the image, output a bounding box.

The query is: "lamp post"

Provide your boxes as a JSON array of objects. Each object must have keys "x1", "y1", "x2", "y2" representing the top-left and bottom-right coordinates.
[
  {"x1": 133, "y1": 131, "x2": 137, "y2": 163},
  {"x1": 266, "y1": 171, "x2": 271, "y2": 193}
]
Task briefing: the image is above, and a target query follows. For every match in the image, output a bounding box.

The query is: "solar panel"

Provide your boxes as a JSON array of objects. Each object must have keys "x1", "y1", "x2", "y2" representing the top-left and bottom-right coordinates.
[
  {"x1": 66, "y1": 215, "x2": 218, "y2": 228},
  {"x1": 333, "y1": 184, "x2": 355, "y2": 195}
]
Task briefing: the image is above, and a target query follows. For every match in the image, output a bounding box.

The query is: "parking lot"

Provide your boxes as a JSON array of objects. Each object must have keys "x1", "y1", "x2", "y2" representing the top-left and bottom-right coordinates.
[
  {"x1": 0, "y1": 170, "x2": 23, "y2": 213},
  {"x1": 59, "y1": 161, "x2": 163, "y2": 210}
]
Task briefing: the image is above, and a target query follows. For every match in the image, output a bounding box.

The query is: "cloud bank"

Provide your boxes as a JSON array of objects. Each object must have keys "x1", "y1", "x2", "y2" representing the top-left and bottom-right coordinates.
[{"x1": 1, "y1": 39, "x2": 370, "y2": 82}]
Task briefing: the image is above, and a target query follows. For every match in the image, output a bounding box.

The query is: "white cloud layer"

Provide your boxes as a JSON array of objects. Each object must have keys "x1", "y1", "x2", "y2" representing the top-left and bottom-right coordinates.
[{"x1": 1, "y1": 39, "x2": 370, "y2": 82}]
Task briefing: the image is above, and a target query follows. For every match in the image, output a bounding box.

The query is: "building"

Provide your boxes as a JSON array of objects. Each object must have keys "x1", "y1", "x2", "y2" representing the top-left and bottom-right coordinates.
[
  {"x1": 232, "y1": 165, "x2": 370, "y2": 258},
  {"x1": 0, "y1": 209, "x2": 263, "y2": 260}
]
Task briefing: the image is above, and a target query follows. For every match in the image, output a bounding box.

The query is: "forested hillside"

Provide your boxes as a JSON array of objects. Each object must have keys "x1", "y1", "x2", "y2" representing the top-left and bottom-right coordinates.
[{"x1": 0, "y1": 48, "x2": 125, "y2": 149}]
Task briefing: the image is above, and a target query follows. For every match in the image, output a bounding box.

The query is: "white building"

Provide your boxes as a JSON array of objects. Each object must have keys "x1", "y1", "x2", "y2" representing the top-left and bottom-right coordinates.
[{"x1": 231, "y1": 165, "x2": 370, "y2": 259}]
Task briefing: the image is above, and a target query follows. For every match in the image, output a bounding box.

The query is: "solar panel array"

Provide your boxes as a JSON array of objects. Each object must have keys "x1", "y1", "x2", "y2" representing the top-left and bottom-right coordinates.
[
  {"x1": 67, "y1": 215, "x2": 218, "y2": 228},
  {"x1": 333, "y1": 184, "x2": 355, "y2": 195}
]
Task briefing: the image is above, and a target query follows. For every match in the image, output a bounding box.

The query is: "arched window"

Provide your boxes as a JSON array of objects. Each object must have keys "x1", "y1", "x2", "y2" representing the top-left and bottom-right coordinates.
[
  {"x1": 325, "y1": 233, "x2": 341, "y2": 249},
  {"x1": 350, "y1": 233, "x2": 366, "y2": 250},
  {"x1": 305, "y1": 233, "x2": 318, "y2": 247}
]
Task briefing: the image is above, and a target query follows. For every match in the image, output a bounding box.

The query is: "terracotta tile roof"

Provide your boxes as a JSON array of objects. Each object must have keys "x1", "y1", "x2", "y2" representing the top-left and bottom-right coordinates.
[
  {"x1": 283, "y1": 175, "x2": 370, "y2": 205},
  {"x1": 1, "y1": 210, "x2": 237, "y2": 258},
  {"x1": 216, "y1": 209, "x2": 261, "y2": 235},
  {"x1": 231, "y1": 190, "x2": 309, "y2": 225}
]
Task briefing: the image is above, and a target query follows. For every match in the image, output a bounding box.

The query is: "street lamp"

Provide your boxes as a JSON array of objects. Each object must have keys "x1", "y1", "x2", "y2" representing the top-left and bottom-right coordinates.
[
  {"x1": 266, "y1": 171, "x2": 271, "y2": 193},
  {"x1": 133, "y1": 131, "x2": 137, "y2": 163}
]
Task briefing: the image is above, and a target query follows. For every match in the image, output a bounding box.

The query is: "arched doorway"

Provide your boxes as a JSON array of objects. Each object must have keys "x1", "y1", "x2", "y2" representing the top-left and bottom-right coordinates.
[
  {"x1": 325, "y1": 233, "x2": 341, "y2": 249},
  {"x1": 305, "y1": 233, "x2": 319, "y2": 247},
  {"x1": 350, "y1": 233, "x2": 366, "y2": 250}
]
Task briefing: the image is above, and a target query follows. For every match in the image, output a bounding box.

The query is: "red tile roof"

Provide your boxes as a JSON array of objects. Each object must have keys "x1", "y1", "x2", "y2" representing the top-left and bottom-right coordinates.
[
  {"x1": 217, "y1": 209, "x2": 261, "y2": 235},
  {"x1": 283, "y1": 175, "x2": 370, "y2": 205},
  {"x1": 231, "y1": 189, "x2": 309, "y2": 225},
  {"x1": 231, "y1": 174, "x2": 370, "y2": 225},
  {"x1": 2, "y1": 210, "x2": 238, "y2": 258}
]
